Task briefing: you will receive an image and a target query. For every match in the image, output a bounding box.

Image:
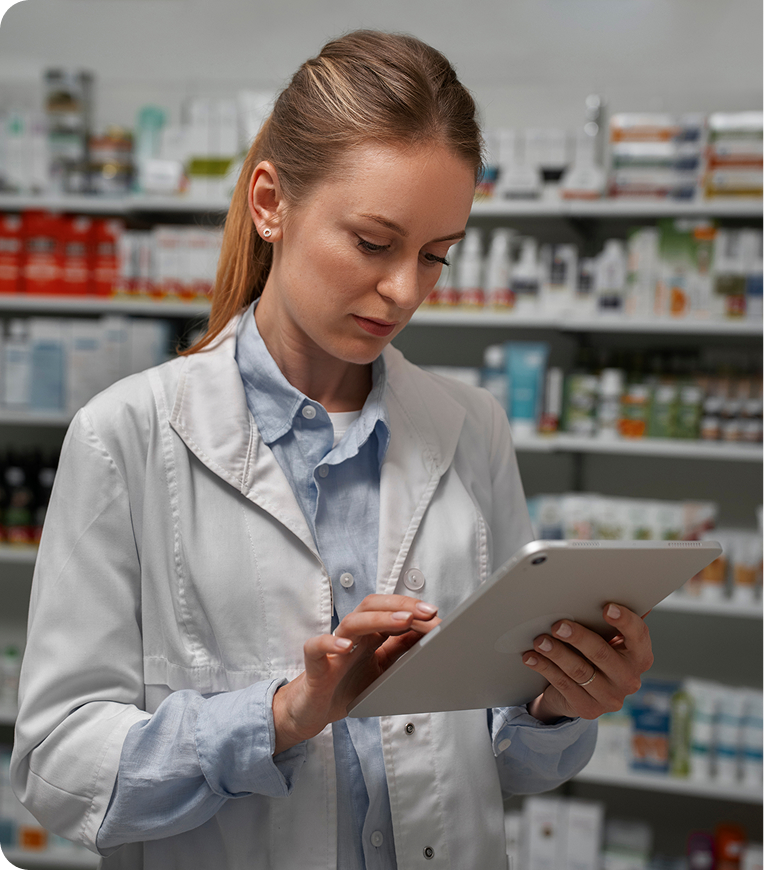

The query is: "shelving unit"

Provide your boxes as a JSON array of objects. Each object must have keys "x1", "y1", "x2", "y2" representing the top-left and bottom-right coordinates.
[
  {"x1": 1, "y1": 190, "x2": 761, "y2": 860},
  {"x1": 2, "y1": 847, "x2": 99, "y2": 869},
  {"x1": 573, "y1": 767, "x2": 763, "y2": 803}
]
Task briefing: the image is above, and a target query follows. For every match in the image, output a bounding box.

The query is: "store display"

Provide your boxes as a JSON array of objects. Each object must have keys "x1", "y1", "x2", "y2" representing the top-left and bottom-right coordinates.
[
  {"x1": 423, "y1": 222, "x2": 763, "y2": 321},
  {"x1": 0, "y1": 315, "x2": 172, "y2": 415}
]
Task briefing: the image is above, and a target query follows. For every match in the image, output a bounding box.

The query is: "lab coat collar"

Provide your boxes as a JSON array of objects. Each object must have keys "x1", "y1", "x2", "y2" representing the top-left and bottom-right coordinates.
[
  {"x1": 169, "y1": 314, "x2": 318, "y2": 556},
  {"x1": 169, "y1": 312, "x2": 466, "y2": 568}
]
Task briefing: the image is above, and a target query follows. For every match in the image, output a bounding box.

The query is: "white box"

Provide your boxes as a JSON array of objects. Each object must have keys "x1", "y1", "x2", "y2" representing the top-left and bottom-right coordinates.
[
  {"x1": 560, "y1": 799, "x2": 604, "y2": 870},
  {"x1": 523, "y1": 796, "x2": 565, "y2": 870},
  {"x1": 67, "y1": 319, "x2": 106, "y2": 415}
]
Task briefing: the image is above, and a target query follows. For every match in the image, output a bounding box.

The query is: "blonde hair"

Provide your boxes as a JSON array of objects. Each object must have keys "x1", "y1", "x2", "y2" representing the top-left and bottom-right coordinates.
[{"x1": 183, "y1": 30, "x2": 483, "y2": 355}]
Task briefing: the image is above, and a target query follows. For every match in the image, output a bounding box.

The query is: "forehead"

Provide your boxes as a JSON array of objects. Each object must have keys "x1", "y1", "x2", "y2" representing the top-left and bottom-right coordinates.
[{"x1": 301, "y1": 141, "x2": 476, "y2": 235}]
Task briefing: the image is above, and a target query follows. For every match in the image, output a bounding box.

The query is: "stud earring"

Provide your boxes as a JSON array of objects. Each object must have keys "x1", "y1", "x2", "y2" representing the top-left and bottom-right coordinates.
[{"x1": 262, "y1": 227, "x2": 272, "y2": 238}]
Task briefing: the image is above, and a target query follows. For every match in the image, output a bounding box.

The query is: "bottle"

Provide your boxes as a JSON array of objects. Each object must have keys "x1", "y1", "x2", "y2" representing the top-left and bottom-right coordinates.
[
  {"x1": 596, "y1": 368, "x2": 625, "y2": 439},
  {"x1": 480, "y1": 344, "x2": 507, "y2": 412},
  {"x1": 538, "y1": 367, "x2": 563, "y2": 435},
  {"x1": 2, "y1": 319, "x2": 31, "y2": 409},
  {"x1": 510, "y1": 238, "x2": 541, "y2": 313},
  {"x1": 595, "y1": 239, "x2": 627, "y2": 314},
  {"x1": 455, "y1": 228, "x2": 483, "y2": 307},
  {"x1": 484, "y1": 228, "x2": 514, "y2": 309}
]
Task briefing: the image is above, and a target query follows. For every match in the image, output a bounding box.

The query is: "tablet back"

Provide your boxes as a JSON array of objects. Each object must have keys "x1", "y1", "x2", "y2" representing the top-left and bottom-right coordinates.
[{"x1": 348, "y1": 539, "x2": 721, "y2": 718}]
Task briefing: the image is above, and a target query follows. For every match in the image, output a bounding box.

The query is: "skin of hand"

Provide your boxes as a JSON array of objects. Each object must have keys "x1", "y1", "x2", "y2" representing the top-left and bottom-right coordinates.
[
  {"x1": 523, "y1": 603, "x2": 654, "y2": 725},
  {"x1": 272, "y1": 594, "x2": 440, "y2": 755}
]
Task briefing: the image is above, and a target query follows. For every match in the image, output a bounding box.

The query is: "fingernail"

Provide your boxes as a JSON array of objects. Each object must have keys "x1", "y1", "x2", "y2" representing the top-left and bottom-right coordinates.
[
  {"x1": 607, "y1": 604, "x2": 621, "y2": 620},
  {"x1": 393, "y1": 611, "x2": 413, "y2": 622},
  {"x1": 555, "y1": 623, "x2": 572, "y2": 638},
  {"x1": 538, "y1": 637, "x2": 553, "y2": 652},
  {"x1": 335, "y1": 637, "x2": 353, "y2": 650},
  {"x1": 524, "y1": 655, "x2": 538, "y2": 666},
  {"x1": 415, "y1": 602, "x2": 438, "y2": 616}
]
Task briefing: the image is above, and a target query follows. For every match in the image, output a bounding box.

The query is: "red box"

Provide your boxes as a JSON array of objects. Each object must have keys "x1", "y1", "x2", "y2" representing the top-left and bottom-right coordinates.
[
  {"x1": 0, "y1": 212, "x2": 24, "y2": 293},
  {"x1": 22, "y1": 211, "x2": 64, "y2": 294},
  {"x1": 60, "y1": 214, "x2": 94, "y2": 295}
]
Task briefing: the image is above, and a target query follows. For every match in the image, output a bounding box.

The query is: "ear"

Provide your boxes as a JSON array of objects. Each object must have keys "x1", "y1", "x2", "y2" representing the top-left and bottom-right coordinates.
[{"x1": 248, "y1": 160, "x2": 284, "y2": 241}]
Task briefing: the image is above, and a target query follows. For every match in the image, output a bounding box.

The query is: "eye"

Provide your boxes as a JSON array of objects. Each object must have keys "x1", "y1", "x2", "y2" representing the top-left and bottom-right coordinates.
[
  {"x1": 357, "y1": 237, "x2": 390, "y2": 254},
  {"x1": 423, "y1": 252, "x2": 451, "y2": 267}
]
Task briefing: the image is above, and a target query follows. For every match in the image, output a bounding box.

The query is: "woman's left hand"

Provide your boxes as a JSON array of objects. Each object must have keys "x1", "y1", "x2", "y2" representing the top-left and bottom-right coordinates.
[{"x1": 522, "y1": 603, "x2": 654, "y2": 724}]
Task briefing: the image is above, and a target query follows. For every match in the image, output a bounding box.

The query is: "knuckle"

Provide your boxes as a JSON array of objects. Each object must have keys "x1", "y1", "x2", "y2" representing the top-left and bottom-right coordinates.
[
  {"x1": 627, "y1": 676, "x2": 642, "y2": 696},
  {"x1": 589, "y1": 642, "x2": 612, "y2": 666},
  {"x1": 571, "y1": 661, "x2": 593, "y2": 683},
  {"x1": 555, "y1": 673, "x2": 577, "y2": 695}
]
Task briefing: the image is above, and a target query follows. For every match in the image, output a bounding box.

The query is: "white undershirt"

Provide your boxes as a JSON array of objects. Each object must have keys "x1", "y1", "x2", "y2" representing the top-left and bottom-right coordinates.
[{"x1": 327, "y1": 410, "x2": 362, "y2": 448}]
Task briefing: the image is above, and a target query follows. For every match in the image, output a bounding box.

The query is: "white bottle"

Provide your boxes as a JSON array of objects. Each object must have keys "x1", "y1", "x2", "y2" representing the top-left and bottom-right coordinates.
[
  {"x1": 480, "y1": 344, "x2": 507, "y2": 412},
  {"x1": 510, "y1": 238, "x2": 541, "y2": 313},
  {"x1": 2, "y1": 319, "x2": 31, "y2": 409},
  {"x1": 455, "y1": 228, "x2": 484, "y2": 307},
  {"x1": 484, "y1": 229, "x2": 514, "y2": 309},
  {"x1": 596, "y1": 239, "x2": 627, "y2": 314}
]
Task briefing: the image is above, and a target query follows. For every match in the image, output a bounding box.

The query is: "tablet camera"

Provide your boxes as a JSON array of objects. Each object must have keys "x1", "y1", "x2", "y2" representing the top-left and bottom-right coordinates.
[{"x1": 531, "y1": 555, "x2": 547, "y2": 566}]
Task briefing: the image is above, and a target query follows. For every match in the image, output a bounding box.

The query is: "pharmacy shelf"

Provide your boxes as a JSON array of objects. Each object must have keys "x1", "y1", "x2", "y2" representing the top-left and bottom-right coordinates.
[
  {"x1": 0, "y1": 410, "x2": 71, "y2": 427},
  {"x1": 656, "y1": 591, "x2": 762, "y2": 619},
  {"x1": 574, "y1": 766, "x2": 763, "y2": 803},
  {"x1": 0, "y1": 545, "x2": 37, "y2": 564},
  {"x1": 0, "y1": 295, "x2": 757, "y2": 338},
  {"x1": 512, "y1": 434, "x2": 762, "y2": 462},
  {"x1": 1, "y1": 192, "x2": 760, "y2": 219},
  {"x1": 411, "y1": 308, "x2": 762, "y2": 335},
  {"x1": 0, "y1": 294, "x2": 210, "y2": 317},
  {"x1": 470, "y1": 196, "x2": 763, "y2": 219},
  {"x1": 3, "y1": 847, "x2": 99, "y2": 869}
]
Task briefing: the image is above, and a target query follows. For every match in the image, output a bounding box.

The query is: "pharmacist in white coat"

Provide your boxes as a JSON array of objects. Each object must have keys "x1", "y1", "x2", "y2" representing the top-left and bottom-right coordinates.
[{"x1": 11, "y1": 31, "x2": 653, "y2": 870}]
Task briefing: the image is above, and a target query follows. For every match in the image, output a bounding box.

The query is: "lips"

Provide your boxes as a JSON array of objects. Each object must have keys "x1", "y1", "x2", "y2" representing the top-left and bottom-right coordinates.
[{"x1": 352, "y1": 315, "x2": 398, "y2": 337}]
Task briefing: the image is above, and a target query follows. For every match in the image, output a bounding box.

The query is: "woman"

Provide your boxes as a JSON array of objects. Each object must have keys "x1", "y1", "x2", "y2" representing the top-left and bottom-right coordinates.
[{"x1": 11, "y1": 30, "x2": 652, "y2": 869}]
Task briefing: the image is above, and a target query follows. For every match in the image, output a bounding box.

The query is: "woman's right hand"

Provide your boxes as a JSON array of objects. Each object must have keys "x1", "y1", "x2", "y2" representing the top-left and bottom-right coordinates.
[{"x1": 271, "y1": 595, "x2": 440, "y2": 754}]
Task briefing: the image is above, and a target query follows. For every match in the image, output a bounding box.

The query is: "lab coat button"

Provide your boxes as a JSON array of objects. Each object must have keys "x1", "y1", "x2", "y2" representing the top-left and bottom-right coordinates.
[
  {"x1": 371, "y1": 831, "x2": 384, "y2": 847},
  {"x1": 318, "y1": 464, "x2": 329, "y2": 478},
  {"x1": 340, "y1": 572, "x2": 355, "y2": 588},
  {"x1": 302, "y1": 405, "x2": 317, "y2": 419},
  {"x1": 498, "y1": 738, "x2": 512, "y2": 752},
  {"x1": 405, "y1": 722, "x2": 415, "y2": 735},
  {"x1": 423, "y1": 846, "x2": 435, "y2": 859},
  {"x1": 403, "y1": 568, "x2": 425, "y2": 591}
]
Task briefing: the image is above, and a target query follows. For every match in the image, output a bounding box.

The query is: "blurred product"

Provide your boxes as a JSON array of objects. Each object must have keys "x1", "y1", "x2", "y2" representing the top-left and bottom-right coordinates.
[
  {"x1": 455, "y1": 228, "x2": 484, "y2": 306},
  {"x1": 504, "y1": 341, "x2": 549, "y2": 436},
  {"x1": 484, "y1": 228, "x2": 514, "y2": 308},
  {"x1": 45, "y1": 69, "x2": 93, "y2": 195},
  {"x1": 705, "y1": 112, "x2": 763, "y2": 199}
]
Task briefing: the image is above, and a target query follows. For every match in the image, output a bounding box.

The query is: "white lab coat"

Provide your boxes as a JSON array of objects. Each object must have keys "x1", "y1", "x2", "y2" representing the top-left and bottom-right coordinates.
[{"x1": 11, "y1": 311, "x2": 539, "y2": 869}]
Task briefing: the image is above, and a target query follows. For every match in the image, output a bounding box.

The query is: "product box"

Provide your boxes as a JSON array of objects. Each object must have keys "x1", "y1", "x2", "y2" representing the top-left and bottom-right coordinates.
[
  {"x1": 655, "y1": 219, "x2": 716, "y2": 318},
  {"x1": 67, "y1": 318, "x2": 105, "y2": 414},
  {"x1": 560, "y1": 800, "x2": 604, "y2": 870},
  {"x1": 22, "y1": 211, "x2": 64, "y2": 295},
  {"x1": 521, "y1": 796, "x2": 565, "y2": 870},
  {"x1": 629, "y1": 679, "x2": 679, "y2": 774},
  {"x1": 0, "y1": 212, "x2": 24, "y2": 294},
  {"x1": 59, "y1": 215, "x2": 94, "y2": 295},
  {"x1": 28, "y1": 318, "x2": 67, "y2": 412}
]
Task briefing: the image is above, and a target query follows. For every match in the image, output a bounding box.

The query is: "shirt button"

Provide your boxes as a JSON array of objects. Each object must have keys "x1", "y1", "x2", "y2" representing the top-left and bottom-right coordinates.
[
  {"x1": 423, "y1": 846, "x2": 435, "y2": 859},
  {"x1": 405, "y1": 722, "x2": 415, "y2": 735},
  {"x1": 370, "y1": 831, "x2": 384, "y2": 847},
  {"x1": 301, "y1": 405, "x2": 317, "y2": 419},
  {"x1": 318, "y1": 464, "x2": 329, "y2": 478},
  {"x1": 498, "y1": 738, "x2": 512, "y2": 753},
  {"x1": 403, "y1": 568, "x2": 425, "y2": 592},
  {"x1": 340, "y1": 572, "x2": 355, "y2": 588}
]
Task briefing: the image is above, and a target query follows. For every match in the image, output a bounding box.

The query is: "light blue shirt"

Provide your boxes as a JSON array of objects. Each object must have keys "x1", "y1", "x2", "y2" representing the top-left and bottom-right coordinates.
[{"x1": 97, "y1": 302, "x2": 597, "y2": 859}]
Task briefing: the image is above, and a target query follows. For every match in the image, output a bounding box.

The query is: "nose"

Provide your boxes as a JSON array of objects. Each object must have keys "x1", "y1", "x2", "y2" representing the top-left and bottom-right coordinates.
[{"x1": 377, "y1": 259, "x2": 422, "y2": 311}]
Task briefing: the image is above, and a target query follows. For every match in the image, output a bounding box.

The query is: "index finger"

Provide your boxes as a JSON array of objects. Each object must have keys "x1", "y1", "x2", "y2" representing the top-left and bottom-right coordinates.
[{"x1": 355, "y1": 594, "x2": 438, "y2": 619}]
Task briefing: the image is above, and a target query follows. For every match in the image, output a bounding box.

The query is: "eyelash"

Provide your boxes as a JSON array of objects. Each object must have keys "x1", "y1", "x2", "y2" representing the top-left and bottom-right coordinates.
[{"x1": 356, "y1": 238, "x2": 450, "y2": 267}]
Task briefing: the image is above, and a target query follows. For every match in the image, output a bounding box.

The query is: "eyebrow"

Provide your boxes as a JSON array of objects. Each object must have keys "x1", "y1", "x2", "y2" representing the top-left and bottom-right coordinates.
[{"x1": 358, "y1": 213, "x2": 466, "y2": 244}]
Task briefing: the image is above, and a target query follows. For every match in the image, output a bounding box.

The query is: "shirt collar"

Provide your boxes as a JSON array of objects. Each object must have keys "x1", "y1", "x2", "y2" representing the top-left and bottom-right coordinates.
[{"x1": 235, "y1": 301, "x2": 390, "y2": 461}]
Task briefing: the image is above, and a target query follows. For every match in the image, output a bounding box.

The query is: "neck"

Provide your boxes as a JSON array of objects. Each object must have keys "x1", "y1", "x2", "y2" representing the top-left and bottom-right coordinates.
[{"x1": 254, "y1": 303, "x2": 372, "y2": 412}]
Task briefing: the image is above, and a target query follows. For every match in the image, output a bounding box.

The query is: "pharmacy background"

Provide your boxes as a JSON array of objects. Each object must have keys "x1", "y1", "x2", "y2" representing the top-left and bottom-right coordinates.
[{"x1": 0, "y1": 0, "x2": 762, "y2": 868}]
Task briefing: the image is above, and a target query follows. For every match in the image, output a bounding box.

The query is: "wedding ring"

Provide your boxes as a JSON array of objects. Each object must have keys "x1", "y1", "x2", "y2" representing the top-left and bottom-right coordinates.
[{"x1": 577, "y1": 669, "x2": 597, "y2": 687}]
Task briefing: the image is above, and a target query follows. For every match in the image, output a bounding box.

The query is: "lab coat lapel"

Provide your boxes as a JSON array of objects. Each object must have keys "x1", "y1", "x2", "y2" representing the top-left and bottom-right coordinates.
[
  {"x1": 377, "y1": 345, "x2": 466, "y2": 594},
  {"x1": 168, "y1": 315, "x2": 318, "y2": 557}
]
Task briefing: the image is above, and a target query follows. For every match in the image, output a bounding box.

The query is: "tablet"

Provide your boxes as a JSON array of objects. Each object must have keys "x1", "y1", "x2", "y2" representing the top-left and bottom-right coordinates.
[{"x1": 348, "y1": 539, "x2": 721, "y2": 718}]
